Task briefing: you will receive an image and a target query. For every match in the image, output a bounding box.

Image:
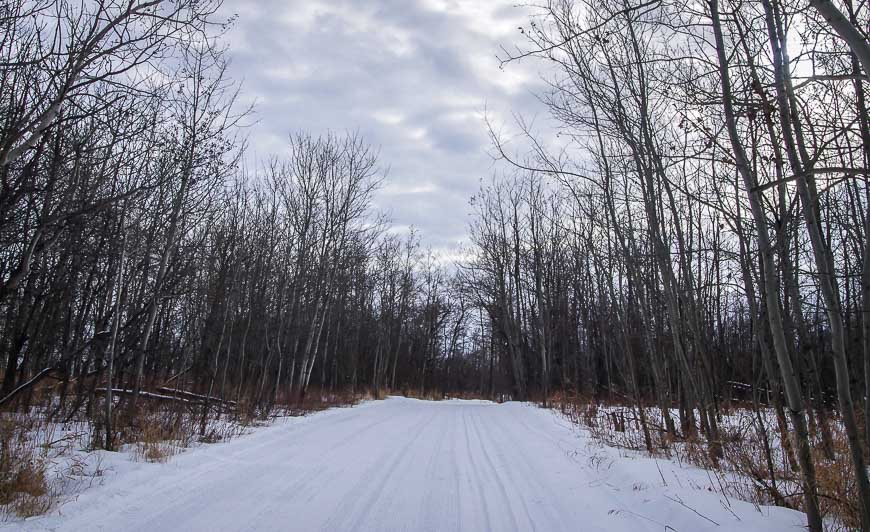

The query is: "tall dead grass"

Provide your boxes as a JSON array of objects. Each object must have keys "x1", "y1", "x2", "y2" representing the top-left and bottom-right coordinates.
[
  {"x1": 555, "y1": 395, "x2": 862, "y2": 531},
  {"x1": 0, "y1": 414, "x2": 53, "y2": 518},
  {"x1": 286, "y1": 387, "x2": 366, "y2": 416},
  {"x1": 0, "y1": 386, "x2": 367, "y2": 519}
]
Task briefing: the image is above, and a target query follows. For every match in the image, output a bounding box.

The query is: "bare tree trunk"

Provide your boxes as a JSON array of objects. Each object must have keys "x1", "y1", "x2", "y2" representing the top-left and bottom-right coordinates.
[
  {"x1": 759, "y1": 1, "x2": 870, "y2": 524},
  {"x1": 710, "y1": 3, "x2": 822, "y2": 527},
  {"x1": 105, "y1": 228, "x2": 127, "y2": 451}
]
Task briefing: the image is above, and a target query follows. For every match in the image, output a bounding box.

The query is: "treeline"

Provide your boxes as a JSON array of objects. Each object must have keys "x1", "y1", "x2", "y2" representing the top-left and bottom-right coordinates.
[
  {"x1": 0, "y1": 0, "x2": 485, "y2": 449},
  {"x1": 460, "y1": 0, "x2": 870, "y2": 529}
]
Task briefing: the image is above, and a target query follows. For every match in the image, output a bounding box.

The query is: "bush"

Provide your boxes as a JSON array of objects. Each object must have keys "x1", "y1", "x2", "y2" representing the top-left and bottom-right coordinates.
[
  {"x1": 553, "y1": 396, "x2": 863, "y2": 530},
  {"x1": 0, "y1": 415, "x2": 51, "y2": 518}
]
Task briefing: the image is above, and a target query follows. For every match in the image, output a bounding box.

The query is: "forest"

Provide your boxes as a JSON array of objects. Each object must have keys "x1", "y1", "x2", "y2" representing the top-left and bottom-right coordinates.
[{"x1": 1, "y1": 0, "x2": 869, "y2": 530}]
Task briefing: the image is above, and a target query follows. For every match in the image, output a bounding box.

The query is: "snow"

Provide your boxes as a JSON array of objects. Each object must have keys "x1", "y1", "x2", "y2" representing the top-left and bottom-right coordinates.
[{"x1": 5, "y1": 397, "x2": 806, "y2": 531}]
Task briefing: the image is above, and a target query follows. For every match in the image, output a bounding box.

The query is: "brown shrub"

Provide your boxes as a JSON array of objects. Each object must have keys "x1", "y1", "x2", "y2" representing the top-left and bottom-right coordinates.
[
  {"x1": 552, "y1": 395, "x2": 864, "y2": 530},
  {"x1": 288, "y1": 388, "x2": 363, "y2": 416},
  {"x1": 0, "y1": 415, "x2": 52, "y2": 518},
  {"x1": 120, "y1": 409, "x2": 184, "y2": 463},
  {"x1": 813, "y1": 426, "x2": 860, "y2": 530}
]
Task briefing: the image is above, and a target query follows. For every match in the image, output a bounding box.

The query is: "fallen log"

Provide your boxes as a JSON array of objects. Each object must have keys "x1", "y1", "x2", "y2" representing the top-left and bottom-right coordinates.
[
  {"x1": 156, "y1": 387, "x2": 237, "y2": 406},
  {"x1": 95, "y1": 388, "x2": 197, "y2": 403}
]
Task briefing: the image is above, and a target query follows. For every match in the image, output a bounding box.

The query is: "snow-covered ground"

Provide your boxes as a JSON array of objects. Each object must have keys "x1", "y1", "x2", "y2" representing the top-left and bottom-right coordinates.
[{"x1": 6, "y1": 397, "x2": 806, "y2": 531}]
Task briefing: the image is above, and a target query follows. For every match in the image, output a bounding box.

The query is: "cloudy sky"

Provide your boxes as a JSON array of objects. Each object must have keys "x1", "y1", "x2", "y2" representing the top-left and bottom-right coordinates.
[{"x1": 218, "y1": 0, "x2": 548, "y2": 253}]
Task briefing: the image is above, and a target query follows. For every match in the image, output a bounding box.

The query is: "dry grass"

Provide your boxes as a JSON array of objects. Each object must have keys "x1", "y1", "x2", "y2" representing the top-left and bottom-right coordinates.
[
  {"x1": 0, "y1": 386, "x2": 365, "y2": 520},
  {"x1": 398, "y1": 388, "x2": 494, "y2": 402},
  {"x1": 399, "y1": 388, "x2": 446, "y2": 401},
  {"x1": 130, "y1": 414, "x2": 180, "y2": 463},
  {"x1": 0, "y1": 414, "x2": 52, "y2": 518},
  {"x1": 3, "y1": 462, "x2": 50, "y2": 518},
  {"x1": 287, "y1": 388, "x2": 364, "y2": 416},
  {"x1": 118, "y1": 405, "x2": 245, "y2": 460},
  {"x1": 813, "y1": 425, "x2": 860, "y2": 530},
  {"x1": 554, "y1": 396, "x2": 863, "y2": 531}
]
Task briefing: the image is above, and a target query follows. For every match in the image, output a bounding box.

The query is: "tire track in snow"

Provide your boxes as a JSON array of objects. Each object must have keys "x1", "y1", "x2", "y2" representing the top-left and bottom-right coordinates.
[
  {"x1": 459, "y1": 406, "x2": 495, "y2": 531},
  {"x1": 43, "y1": 405, "x2": 403, "y2": 532},
  {"x1": 478, "y1": 408, "x2": 568, "y2": 531},
  {"x1": 419, "y1": 407, "x2": 455, "y2": 531},
  {"x1": 8, "y1": 397, "x2": 805, "y2": 532},
  {"x1": 467, "y1": 406, "x2": 525, "y2": 531},
  {"x1": 468, "y1": 408, "x2": 534, "y2": 530},
  {"x1": 321, "y1": 409, "x2": 437, "y2": 531}
]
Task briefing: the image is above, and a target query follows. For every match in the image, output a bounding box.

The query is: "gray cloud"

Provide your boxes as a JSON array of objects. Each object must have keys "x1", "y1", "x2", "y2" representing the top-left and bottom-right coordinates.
[{"x1": 219, "y1": 0, "x2": 547, "y2": 251}]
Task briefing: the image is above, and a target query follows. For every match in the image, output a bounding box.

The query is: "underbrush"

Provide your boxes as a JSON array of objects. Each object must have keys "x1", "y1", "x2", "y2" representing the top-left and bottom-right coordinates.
[
  {"x1": 283, "y1": 388, "x2": 364, "y2": 416},
  {"x1": 555, "y1": 394, "x2": 861, "y2": 531},
  {"x1": 0, "y1": 386, "x2": 366, "y2": 520},
  {"x1": 0, "y1": 412, "x2": 99, "y2": 520},
  {"x1": 398, "y1": 388, "x2": 497, "y2": 401},
  {"x1": 0, "y1": 414, "x2": 50, "y2": 518},
  {"x1": 123, "y1": 409, "x2": 235, "y2": 463}
]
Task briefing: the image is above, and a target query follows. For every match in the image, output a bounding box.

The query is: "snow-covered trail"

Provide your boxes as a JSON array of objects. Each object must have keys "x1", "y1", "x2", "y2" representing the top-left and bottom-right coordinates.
[{"x1": 10, "y1": 397, "x2": 804, "y2": 532}]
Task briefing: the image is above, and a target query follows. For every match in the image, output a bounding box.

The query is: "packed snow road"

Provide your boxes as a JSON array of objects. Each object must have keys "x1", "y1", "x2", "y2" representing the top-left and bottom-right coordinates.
[{"x1": 11, "y1": 397, "x2": 804, "y2": 532}]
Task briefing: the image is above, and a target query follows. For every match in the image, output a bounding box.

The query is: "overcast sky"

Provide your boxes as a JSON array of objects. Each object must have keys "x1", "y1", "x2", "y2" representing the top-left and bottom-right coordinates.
[{"x1": 218, "y1": 0, "x2": 548, "y2": 254}]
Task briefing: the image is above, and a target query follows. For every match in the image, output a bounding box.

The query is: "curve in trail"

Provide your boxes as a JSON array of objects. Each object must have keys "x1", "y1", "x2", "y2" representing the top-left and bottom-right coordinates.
[{"x1": 8, "y1": 397, "x2": 807, "y2": 532}]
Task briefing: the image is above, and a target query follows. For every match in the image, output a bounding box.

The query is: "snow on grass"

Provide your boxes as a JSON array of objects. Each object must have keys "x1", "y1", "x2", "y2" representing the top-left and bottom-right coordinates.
[
  {"x1": 4, "y1": 397, "x2": 806, "y2": 531},
  {"x1": 555, "y1": 399, "x2": 857, "y2": 530}
]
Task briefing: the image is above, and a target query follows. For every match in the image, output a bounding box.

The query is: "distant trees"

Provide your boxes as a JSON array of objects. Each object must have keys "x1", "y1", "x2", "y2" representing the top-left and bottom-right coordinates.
[{"x1": 0, "y1": 1, "x2": 483, "y2": 448}]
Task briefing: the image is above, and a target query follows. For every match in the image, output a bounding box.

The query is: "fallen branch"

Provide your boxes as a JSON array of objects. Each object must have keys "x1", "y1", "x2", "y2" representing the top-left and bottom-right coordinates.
[
  {"x1": 156, "y1": 387, "x2": 237, "y2": 406},
  {"x1": 0, "y1": 366, "x2": 60, "y2": 407},
  {"x1": 665, "y1": 494, "x2": 720, "y2": 526},
  {"x1": 95, "y1": 388, "x2": 197, "y2": 403}
]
